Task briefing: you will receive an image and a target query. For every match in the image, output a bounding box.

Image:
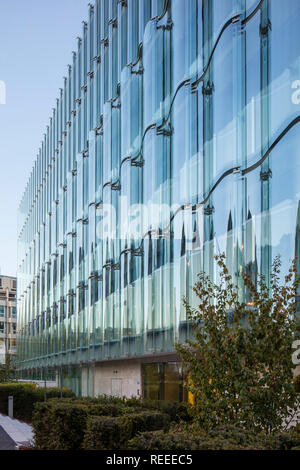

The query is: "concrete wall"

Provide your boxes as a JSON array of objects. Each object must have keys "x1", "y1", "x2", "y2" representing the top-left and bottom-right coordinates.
[
  {"x1": 94, "y1": 360, "x2": 142, "y2": 398},
  {"x1": 81, "y1": 367, "x2": 89, "y2": 397}
]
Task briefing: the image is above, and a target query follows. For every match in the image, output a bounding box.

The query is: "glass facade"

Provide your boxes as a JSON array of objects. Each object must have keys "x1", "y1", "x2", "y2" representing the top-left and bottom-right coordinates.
[{"x1": 17, "y1": 0, "x2": 300, "y2": 393}]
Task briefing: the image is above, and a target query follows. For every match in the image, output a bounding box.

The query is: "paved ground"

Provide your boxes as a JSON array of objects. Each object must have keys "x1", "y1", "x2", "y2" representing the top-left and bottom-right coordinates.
[
  {"x1": 0, "y1": 426, "x2": 17, "y2": 450},
  {"x1": 0, "y1": 414, "x2": 34, "y2": 450}
]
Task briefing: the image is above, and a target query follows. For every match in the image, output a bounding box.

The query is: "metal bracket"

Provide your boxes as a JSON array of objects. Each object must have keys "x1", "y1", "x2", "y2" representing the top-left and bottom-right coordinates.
[
  {"x1": 81, "y1": 149, "x2": 89, "y2": 158},
  {"x1": 131, "y1": 65, "x2": 144, "y2": 75},
  {"x1": 112, "y1": 262, "x2": 120, "y2": 271},
  {"x1": 260, "y1": 169, "x2": 272, "y2": 181},
  {"x1": 108, "y1": 18, "x2": 118, "y2": 28},
  {"x1": 260, "y1": 20, "x2": 272, "y2": 37},
  {"x1": 233, "y1": 166, "x2": 241, "y2": 174},
  {"x1": 100, "y1": 37, "x2": 109, "y2": 48},
  {"x1": 77, "y1": 283, "x2": 88, "y2": 290},
  {"x1": 93, "y1": 55, "x2": 101, "y2": 64},
  {"x1": 203, "y1": 205, "x2": 215, "y2": 216},
  {"x1": 156, "y1": 123, "x2": 173, "y2": 137},
  {"x1": 111, "y1": 180, "x2": 121, "y2": 191},
  {"x1": 202, "y1": 82, "x2": 215, "y2": 96},
  {"x1": 93, "y1": 125, "x2": 103, "y2": 136},
  {"x1": 131, "y1": 158, "x2": 144, "y2": 168},
  {"x1": 112, "y1": 99, "x2": 121, "y2": 109},
  {"x1": 158, "y1": 19, "x2": 173, "y2": 31}
]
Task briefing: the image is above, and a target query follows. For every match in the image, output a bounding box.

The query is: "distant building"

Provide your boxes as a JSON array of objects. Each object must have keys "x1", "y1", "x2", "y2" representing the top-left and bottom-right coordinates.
[{"x1": 0, "y1": 276, "x2": 17, "y2": 365}]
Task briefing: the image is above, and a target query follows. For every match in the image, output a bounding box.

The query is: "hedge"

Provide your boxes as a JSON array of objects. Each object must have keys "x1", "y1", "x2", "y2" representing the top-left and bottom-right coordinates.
[
  {"x1": 32, "y1": 398, "x2": 170, "y2": 450},
  {"x1": 140, "y1": 400, "x2": 192, "y2": 423},
  {"x1": 0, "y1": 382, "x2": 74, "y2": 422},
  {"x1": 92, "y1": 396, "x2": 191, "y2": 423},
  {"x1": 82, "y1": 411, "x2": 170, "y2": 450},
  {"x1": 33, "y1": 401, "x2": 91, "y2": 450},
  {"x1": 32, "y1": 399, "x2": 127, "y2": 450},
  {"x1": 294, "y1": 375, "x2": 300, "y2": 393},
  {"x1": 127, "y1": 424, "x2": 300, "y2": 451}
]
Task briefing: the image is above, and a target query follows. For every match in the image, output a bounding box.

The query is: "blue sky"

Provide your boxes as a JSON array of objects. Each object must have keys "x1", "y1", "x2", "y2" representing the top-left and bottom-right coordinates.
[{"x1": 0, "y1": 0, "x2": 89, "y2": 276}]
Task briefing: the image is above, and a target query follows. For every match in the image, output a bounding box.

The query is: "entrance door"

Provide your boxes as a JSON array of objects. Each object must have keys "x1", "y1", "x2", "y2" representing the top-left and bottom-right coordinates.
[{"x1": 111, "y1": 378, "x2": 122, "y2": 397}]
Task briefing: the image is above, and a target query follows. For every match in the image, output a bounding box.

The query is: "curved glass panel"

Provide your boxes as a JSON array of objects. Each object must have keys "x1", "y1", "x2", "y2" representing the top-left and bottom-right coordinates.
[
  {"x1": 17, "y1": 0, "x2": 300, "y2": 393},
  {"x1": 143, "y1": 21, "x2": 164, "y2": 129}
]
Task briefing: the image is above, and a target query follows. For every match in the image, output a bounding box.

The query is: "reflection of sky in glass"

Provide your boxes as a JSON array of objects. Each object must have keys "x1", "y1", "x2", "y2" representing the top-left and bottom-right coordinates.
[{"x1": 0, "y1": 0, "x2": 88, "y2": 276}]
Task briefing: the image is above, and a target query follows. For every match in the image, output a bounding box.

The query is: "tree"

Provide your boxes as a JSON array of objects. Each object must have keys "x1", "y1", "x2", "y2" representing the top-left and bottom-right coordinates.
[
  {"x1": 176, "y1": 254, "x2": 300, "y2": 433},
  {"x1": 0, "y1": 354, "x2": 16, "y2": 383}
]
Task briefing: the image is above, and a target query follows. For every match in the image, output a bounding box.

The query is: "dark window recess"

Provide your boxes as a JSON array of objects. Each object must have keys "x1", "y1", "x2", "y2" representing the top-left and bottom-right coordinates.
[
  {"x1": 91, "y1": 278, "x2": 99, "y2": 305},
  {"x1": 79, "y1": 289, "x2": 85, "y2": 312},
  {"x1": 60, "y1": 254, "x2": 65, "y2": 281},
  {"x1": 142, "y1": 362, "x2": 188, "y2": 403}
]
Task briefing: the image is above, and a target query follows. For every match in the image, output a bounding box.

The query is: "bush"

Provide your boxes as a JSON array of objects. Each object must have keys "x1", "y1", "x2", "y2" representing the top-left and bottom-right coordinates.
[
  {"x1": 108, "y1": 397, "x2": 191, "y2": 423},
  {"x1": 82, "y1": 416, "x2": 124, "y2": 450},
  {"x1": 0, "y1": 382, "x2": 74, "y2": 422},
  {"x1": 130, "y1": 399, "x2": 192, "y2": 423},
  {"x1": 74, "y1": 396, "x2": 191, "y2": 425},
  {"x1": 33, "y1": 398, "x2": 170, "y2": 450},
  {"x1": 32, "y1": 397, "x2": 148, "y2": 450},
  {"x1": 33, "y1": 401, "x2": 89, "y2": 450},
  {"x1": 40, "y1": 397, "x2": 127, "y2": 417},
  {"x1": 176, "y1": 255, "x2": 300, "y2": 432},
  {"x1": 127, "y1": 424, "x2": 300, "y2": 451},
  {"x1": 294, "y1": 375, "x2": 300, "y2": 393},
  {"x1": 82, "y1": 411, "x2": 170, "y2": 450},
  {"x1": 128, "y1": 428, "x2": 199, "y2": 451}
]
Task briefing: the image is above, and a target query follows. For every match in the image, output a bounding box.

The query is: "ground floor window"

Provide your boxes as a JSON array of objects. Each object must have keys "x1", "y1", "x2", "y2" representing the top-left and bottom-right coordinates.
[{"x1": 142, "y1": 362, "x2": 188, "y2": 402}]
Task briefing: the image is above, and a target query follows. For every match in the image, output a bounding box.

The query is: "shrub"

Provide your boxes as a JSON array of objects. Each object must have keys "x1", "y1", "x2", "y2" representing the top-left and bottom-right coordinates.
[
  {"x1": 82, "y1": 416, "x2": 124, "y2": 450},
  {"x1": 41, "y1": 397, "x2": 127, "y2": 416},
  {"x1": 127, "y1": 424, "x2": 300, "y2": 451},
  {"x1": 32, "y1": 401, "x2": 89, "y2": 450},
  {"x1": 0, "y1": 382, "x2": 74, "y2": 422},
  {"x1": 176, "y1": 254, "x2": 300, "y2": 432},
  {"x1": 111, "y1": 397, "x2": 191, "y2": 423},
  {"x1": 32, "y1": 397, "x2": 158, "y2": 450},
  {"x1": 294, "y1": 375, "x2": 300, "y2": 393},
  {"x1": 31, "y1": 395, "x2": 189, "y2": 450},
  {"x1": 82, "y1": 411, "x2": 170, "y2": 450},
  {"x1": 134, "y1": 399, "x2": 192, "y2": 423},
  {"x1": 128, "y1": 428, "x2": 199, "y2": 451},
  {"x1": 77, "y1": 396, "x2": 191, "y2": 424}
]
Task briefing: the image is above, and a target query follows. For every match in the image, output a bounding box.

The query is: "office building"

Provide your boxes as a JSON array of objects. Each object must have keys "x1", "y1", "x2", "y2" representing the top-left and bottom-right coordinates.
[
  {"x1": 17, "y1": 0, "x2": 300, "y2": 397},
  {"x1": 0, "y1": 276, "x2": 17, "y2": 365}
]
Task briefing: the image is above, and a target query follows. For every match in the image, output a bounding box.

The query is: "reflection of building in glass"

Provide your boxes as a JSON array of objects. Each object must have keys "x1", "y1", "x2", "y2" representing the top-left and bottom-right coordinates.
[
  {"x1": 17, "y1": 0, "x2": 300, "y2": 397},
  {"x1": 0, "y1": 276, "x2": 17, "y2": 365}
]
